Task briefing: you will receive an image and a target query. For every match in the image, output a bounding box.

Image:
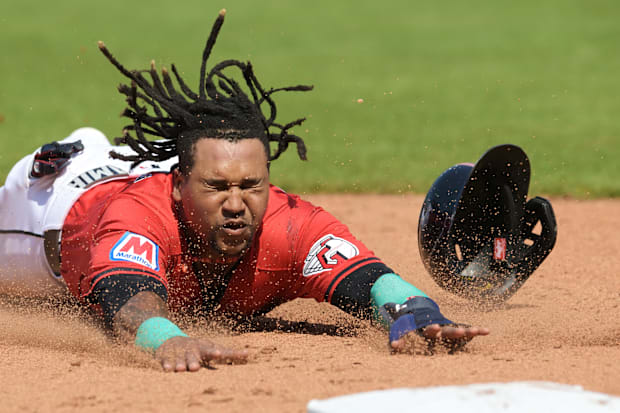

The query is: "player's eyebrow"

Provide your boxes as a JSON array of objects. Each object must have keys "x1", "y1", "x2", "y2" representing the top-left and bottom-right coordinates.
[
  {"x1": 240, "y1": 177, "x2": 262, "y2": 185},
  {"x1": 203, "y1": 177, "x2": 262, "y2": 187},
  {"x1": 204, "y1": 178, "x2": 228, "y2": 186}
]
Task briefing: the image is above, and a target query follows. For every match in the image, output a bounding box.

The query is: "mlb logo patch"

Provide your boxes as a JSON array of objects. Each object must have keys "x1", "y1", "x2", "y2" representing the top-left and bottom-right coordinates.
[
  {"x1": 493, "y1": 237, "x2": 507, "y2": 261},
  {"x1": 110, "y1": 232, "x2": 160, "y2": 271}
]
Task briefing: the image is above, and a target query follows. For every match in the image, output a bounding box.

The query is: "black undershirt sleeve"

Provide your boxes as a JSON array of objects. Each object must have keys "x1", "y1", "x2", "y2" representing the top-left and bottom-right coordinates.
[
  {"x1": 330, "y1": 262, "x2": 393, "y2": 319},
  {"x1": 90, "y1": 274, "x2": 168, "y2": 328}
]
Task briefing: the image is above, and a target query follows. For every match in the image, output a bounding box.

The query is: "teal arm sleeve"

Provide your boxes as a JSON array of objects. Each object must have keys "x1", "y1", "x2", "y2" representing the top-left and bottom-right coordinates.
[
  {"x1": 370, "y1": 273, "x2": 428, "y2": 325},
  {"x1": 135, "y1": 317, "x2": 188, "y2": 352}
]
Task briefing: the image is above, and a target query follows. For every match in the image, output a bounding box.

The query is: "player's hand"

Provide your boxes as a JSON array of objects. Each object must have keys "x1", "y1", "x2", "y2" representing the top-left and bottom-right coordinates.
[
  {"x1": 155, "y1": 336, "x2": 248, "y2": 372},
  {"x1": 390, "y1": 323, "x2": 490, "y2": 354},
  {"x1": 30, "y1": 140, "x2": 84, "y2": 178}
]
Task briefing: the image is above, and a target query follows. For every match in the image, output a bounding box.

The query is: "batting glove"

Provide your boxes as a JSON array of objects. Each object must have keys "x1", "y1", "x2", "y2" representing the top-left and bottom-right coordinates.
[
  {"x1": 378, "y1": 296, "x2": 454, "y2": 343},
  {"x1": 30, "y1": 140, "x2": 84, "y2": 178}
]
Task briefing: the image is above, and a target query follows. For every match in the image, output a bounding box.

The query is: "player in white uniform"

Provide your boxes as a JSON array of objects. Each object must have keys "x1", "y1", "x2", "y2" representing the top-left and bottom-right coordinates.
[{"x1": 0, "y1": 127, "x2": 176, "y2": 296}]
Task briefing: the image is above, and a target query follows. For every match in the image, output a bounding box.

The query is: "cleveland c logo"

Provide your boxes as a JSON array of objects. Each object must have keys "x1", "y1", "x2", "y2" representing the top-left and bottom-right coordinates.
[
  {"x1": 303, "y1": 234, "x2": 360, "y2": 277},
  {"x1": 110, "y1": 232, "x2": 160, "y2": 271}
]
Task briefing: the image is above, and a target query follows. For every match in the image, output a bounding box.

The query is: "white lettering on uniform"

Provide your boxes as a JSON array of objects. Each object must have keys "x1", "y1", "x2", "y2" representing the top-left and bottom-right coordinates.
[{"x1": 69, "y1": 165, "x2": 125, "y2": 189}]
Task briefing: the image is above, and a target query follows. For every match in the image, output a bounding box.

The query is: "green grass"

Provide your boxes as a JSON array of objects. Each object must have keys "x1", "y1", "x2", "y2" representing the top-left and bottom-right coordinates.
[{"x1": 1, "y1": 0, "x2": 619, "y2": 197}]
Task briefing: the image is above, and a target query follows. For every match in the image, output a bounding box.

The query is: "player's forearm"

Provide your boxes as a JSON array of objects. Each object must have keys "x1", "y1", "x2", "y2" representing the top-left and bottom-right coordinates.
[
  {"x1": 369, "y1": 273, "x2": 428, "y2": 326},
  {"x1": 369, "y1": 274, "x2": 454, "y2": 344},
  {"x1": 332, "y1": 271, "x2": 452, "y2": 338},
  {"x1": 330, "y1": 270, "x2": 429, "y2": 323},
  {"x1": 112, "y1": 291, "x2": 169, "y2": 343}
]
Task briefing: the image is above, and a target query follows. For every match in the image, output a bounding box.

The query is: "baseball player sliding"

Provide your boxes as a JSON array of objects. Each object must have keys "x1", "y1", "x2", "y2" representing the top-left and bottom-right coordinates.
[{"x1": 0, "y1": 10, "x2": 488, "y2": 372}]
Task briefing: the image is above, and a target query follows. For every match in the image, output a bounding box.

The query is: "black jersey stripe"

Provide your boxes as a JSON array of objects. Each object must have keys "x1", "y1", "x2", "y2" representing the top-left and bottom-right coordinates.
[
  {"x1": 322, "y1": 257, "x2": 379, "y2": 302},
  {"x1": 330, "y1": 262, "x2": 394, "y2": 318},
  {"x1": 90, "y1": 274, "x2": 168, "y2": 328}
]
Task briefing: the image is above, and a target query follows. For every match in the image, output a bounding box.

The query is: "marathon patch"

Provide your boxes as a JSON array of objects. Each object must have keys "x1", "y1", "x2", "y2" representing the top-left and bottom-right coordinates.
[
  {"x1": 303, "y1": 234, "x2": 360, "y2": 277},
  {"x1": 110, "y1": 232, "x2": 160, "y2": 271},
  {"x1": 68, "y1": 165, "x2": 126, "y2": 189}
]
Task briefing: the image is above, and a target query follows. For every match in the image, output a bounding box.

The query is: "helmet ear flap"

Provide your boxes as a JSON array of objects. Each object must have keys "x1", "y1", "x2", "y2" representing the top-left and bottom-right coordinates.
[
  {"x1": 470, "y1": 196, "x2": 558, "y2": 302},
  {"x1": 516, "y1": 196, "x2": 558, "y2": 276}
]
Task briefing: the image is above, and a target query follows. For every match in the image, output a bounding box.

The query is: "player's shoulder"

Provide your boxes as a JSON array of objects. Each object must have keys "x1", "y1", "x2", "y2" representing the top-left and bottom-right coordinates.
[
  {"x1": 266, "y1": 184, "x2": 322, "y2": 218},
  {"x1": 93, "y1": 172, "x2": 179, "y2": 247},
  {"x1": 253, "y1": 185, "x2": 316, "y2": 270},
  {"x1": 103, "y1": 172, "x2": 176, "y2": 222},
  {"x1": 117, "y1": 171, "x2": 173, "y2": 198},
  {"x1": 260, "y1": 184, "x2": 331, "y2": 245}
]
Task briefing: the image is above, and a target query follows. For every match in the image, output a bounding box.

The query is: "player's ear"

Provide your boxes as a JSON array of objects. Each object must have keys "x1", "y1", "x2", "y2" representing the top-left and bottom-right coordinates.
[{"x1": 172, "y1": 168, "x2": 186, "y2": 202}]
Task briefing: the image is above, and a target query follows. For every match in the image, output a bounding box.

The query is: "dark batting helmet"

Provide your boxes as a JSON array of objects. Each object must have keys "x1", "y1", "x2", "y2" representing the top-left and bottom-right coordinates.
[{"x1": 417, "y1": 144, "x2": 557, "y2": 302}]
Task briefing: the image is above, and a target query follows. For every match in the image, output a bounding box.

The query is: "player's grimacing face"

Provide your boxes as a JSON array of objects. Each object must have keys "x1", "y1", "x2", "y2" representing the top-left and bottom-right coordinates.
[{"x1": 172, "y1": 138, "x2": 270, "y2": 259}]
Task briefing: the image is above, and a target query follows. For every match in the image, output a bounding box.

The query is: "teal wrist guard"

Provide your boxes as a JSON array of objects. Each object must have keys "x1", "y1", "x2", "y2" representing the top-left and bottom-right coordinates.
[
  {"x1": 135, "y1": 317, "x2": 188, "y2": 352},
  {"x1": 370, "y1": 273, "x2": 428, "y2": 326}
]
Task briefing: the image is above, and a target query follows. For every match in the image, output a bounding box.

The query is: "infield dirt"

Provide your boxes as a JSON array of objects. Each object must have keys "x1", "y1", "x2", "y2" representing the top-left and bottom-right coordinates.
[{"x1": 0, "y1": 195, "x2": 618, "y2": 412}]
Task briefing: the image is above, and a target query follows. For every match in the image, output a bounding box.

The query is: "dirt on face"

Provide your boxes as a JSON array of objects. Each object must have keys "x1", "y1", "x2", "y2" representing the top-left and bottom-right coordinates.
[{"x1": 1, "y1": 195, "x2": 618, "y2": 412}]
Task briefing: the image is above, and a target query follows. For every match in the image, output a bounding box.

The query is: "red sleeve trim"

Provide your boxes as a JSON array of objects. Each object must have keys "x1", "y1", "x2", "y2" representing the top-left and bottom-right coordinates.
[{"x1": 83, "y1": 266, "x2": 169, "y2": 298}]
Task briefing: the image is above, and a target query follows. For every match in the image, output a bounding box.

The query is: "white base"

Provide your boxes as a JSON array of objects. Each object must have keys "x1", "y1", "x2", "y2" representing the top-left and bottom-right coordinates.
[{"x1": 307, "y1": 382, "x2": 620, "y2": 413}]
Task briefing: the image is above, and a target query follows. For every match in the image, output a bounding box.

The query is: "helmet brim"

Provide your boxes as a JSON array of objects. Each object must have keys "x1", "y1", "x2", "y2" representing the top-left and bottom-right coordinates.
[{"x1": 452, "y1": 144, "x2": 531, "y2": 239}]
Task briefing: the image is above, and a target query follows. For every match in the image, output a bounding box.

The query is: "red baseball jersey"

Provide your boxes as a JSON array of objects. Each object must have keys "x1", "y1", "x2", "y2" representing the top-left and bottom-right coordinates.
[{"x1": 61, "y1": 173, "x2": 385, "y2": 316}]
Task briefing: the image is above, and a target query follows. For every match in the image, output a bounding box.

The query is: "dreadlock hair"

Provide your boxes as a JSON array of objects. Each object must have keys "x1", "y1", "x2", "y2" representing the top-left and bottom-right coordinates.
[{"x1": 97, "y1": 9, "x2": 312, "y2": 174}]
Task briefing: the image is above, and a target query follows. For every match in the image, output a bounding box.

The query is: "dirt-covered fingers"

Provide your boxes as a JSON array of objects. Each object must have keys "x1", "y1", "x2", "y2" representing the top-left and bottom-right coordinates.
[
  {"x1": 430, "y1": 325, "x2": 490, "y2": 353},
  {"x1": 157, "y1": 346, "x2": 201, "y2": 372},
  {"x1": 422, "y1": 324, "x2": 490, "y2": 340},
  {"x1": 170, "y1": 350, "x2": 202, "y2": 372},
  {"x1": 389, "y1": 332, "x2": 432, "y2": 355},
  {"x1": 461, "y1": 326, "x2": 490, "y2": 339},
  {"x1": 183, "y1": 350, "x2": 202, "y2": 372},
  {"x1": 391, "y1": 324, "x2": 490, "y2": 355},
  {"x1": 198, "y1": 342, "x2": 249, "y2": 365}
]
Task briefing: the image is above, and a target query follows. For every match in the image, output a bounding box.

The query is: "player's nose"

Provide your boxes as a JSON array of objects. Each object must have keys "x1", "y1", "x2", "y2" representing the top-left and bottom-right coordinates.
[{"x1": 222, "y1": 187, "x2": 245, "y2": 216}]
